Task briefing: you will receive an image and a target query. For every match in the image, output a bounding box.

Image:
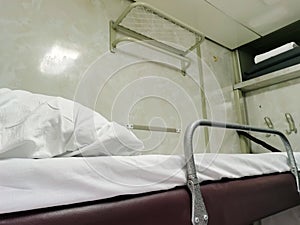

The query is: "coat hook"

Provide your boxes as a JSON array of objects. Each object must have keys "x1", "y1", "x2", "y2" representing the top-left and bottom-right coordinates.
[
  {"x1": 264, "y1": 116, "x2": 274, "y2": 137},
  {"x1": 285, "y1": 113, "x2": 297, "y2": 135}
]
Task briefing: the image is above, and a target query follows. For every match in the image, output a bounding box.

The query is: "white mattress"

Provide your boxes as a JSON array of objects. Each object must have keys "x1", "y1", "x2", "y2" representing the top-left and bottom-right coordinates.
[{"x1": 1, "y1": 152, "x2": 299, "y2": 214}]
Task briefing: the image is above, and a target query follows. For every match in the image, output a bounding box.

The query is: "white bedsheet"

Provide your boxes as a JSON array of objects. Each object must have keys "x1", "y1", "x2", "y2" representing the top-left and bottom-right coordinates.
[
  {"x1": 1, "y1": 152, "x2": 299, "y2": 214},
  {"x1": 0, "y1": 88, "x2": 143, "y2": 158}
]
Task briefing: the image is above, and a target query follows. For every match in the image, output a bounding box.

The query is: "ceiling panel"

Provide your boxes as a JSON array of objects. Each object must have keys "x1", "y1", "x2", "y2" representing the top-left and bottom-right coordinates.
[
  {"x1": 205, "y1": 0, "x2": 300, "y2": 36},
  {"x1": 135, "y1": 0, "x2": 260, "y2": 49}
]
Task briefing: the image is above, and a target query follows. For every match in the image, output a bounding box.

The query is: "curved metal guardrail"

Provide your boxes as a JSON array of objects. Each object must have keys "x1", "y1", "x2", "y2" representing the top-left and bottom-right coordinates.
[{"x1": 184, "y1": 120, "x2": 300, "y2": 225}]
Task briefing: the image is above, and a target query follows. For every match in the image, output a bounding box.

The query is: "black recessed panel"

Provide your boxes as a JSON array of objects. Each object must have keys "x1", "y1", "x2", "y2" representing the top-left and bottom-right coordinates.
[{"x1": 237, "y1": 20, "x2": 300, "y2": 81}]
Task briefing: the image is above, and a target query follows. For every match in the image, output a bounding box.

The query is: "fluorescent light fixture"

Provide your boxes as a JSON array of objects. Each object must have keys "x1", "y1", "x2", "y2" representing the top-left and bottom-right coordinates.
[{"x1": 40, "y1": 44, "x2": 79, "y2": 74}]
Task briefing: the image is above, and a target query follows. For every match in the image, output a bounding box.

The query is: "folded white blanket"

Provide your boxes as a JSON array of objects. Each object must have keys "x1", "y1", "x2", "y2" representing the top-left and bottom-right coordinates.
[{"x1": 254, "y1": 42, "x2": 298, "y2": 64}]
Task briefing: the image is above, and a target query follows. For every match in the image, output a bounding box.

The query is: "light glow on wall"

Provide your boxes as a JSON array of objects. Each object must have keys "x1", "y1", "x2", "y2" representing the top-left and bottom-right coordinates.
[{"x1": 40, "y1": 44, "x2": 80, "y2": 75}]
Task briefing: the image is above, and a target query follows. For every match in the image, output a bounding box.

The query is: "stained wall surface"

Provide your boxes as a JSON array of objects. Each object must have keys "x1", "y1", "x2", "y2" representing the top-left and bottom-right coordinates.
[
  {"x1": 246, "y1": 78, "x2": 300, "y2": 152},
  {"x1": 0, "y1": 0, "x2": 240, "y2": 154}
]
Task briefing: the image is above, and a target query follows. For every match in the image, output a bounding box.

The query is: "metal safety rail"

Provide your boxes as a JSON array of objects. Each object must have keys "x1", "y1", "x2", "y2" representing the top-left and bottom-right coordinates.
[{"x1": 184, "y1": 120, "x2": 300, "y2": 225}]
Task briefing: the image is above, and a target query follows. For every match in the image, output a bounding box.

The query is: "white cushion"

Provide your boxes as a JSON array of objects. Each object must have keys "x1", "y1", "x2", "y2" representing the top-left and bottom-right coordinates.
[{"x1": 0, "y1": 88, "x2": 144, "y2": 158}]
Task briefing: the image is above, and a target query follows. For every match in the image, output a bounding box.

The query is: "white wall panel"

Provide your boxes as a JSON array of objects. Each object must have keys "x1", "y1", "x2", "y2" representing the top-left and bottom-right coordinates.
[
  {"x1": 201, "y1": 40, "x2": 241, "y2": 153},
  {"x1": 0, "y1": 0, "x2": 240, "y2": 154},
  {"x1": 0, "y1": 0, "x2": 129, "y2": 98},
  {"x1": 245, "y1": 77, "x2": 300, "y2": 152}
]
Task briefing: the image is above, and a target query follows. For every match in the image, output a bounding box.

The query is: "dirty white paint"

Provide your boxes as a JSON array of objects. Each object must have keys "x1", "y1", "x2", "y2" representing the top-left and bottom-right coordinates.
[
  {"x1": 201, "y1": 40, "x2": 241, "y2": 153},
  {"x1": 0, "y1": 0, "x2": 129, "y2": 97},
  {"x1": 246, "y1": 77, "x2": 300, "y2": 152},
  {"x1": 0, "y1": 0, "x2": 240, "y2": 154}
]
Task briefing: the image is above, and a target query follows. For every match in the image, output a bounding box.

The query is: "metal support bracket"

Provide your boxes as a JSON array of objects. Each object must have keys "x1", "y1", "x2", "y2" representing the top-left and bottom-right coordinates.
[
  {"x1": 109, "y1": 2, "x2": 205, "y2": 76},
  {"x1": 187, "y1": 175, "x2": 209, "y2": 225},
  {"x1": 184, "y1": 120, "x2": 300, "y2": 225}
]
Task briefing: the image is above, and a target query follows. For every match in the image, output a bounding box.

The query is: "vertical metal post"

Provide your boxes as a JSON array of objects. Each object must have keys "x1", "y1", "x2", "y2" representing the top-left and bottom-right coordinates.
[
  {"x1": 109, "y1": 21, "x2": 117, "y2": 53},
  {"x1": 196, "y1": 38, "x2": 210, "y2": 152},
  {"x1": 232, "y1": 50, "x2": 250, "y2": 153}
]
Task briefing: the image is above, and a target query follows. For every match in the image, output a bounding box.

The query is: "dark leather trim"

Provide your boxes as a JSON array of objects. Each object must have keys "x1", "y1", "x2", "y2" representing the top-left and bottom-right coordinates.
[
  {"x1": 1, "y1": 173, "x2": 300, "y2": 225},
  {"x1": 201, "y1": 172, "x2": 300, "y2": 225}
]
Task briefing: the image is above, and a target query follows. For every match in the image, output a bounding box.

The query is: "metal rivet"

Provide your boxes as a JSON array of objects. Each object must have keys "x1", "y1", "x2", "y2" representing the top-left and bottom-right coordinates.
[
  {"x1": 195, "y1": 217, "x2": 200, "y2": 223},
  {"x1": 203, "y1": 214, "x2": 208, "y2": 221}
]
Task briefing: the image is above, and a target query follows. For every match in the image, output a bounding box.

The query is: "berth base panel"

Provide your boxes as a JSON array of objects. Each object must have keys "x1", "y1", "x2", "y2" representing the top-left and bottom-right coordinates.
[{"x1": 1, "y1": 173, "x2": 299, "y2": 225}]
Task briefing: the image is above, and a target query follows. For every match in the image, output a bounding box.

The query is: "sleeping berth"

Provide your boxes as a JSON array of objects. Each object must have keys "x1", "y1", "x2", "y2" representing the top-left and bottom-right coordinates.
[
  {"x1": 1, "y1": 1, "x2": 300, "y2": 224},
  {"x1": 1, "y1": 115, "x2": 300, "y2": 225},
  {"x1": 0, "y1": 75, "x2": 300, "y2": 225},
  {"x1": 1, "y1": 89, "x2": 300, "y2": 225},
  {"x1": 0, "y1": 153, "x2": 300, "y2": 225},
  {"x1": 0, "y1": 152, "x2": 299, "y2": 215}
]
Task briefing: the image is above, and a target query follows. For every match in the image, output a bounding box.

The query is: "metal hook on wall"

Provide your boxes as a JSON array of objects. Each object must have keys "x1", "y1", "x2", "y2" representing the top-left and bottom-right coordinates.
[
  {"x1": 264, "y1": 116, "x2": 274, "y2": 137},
  {"x1": 285, "y1": 113, "x2": 297, "y2": 135}
]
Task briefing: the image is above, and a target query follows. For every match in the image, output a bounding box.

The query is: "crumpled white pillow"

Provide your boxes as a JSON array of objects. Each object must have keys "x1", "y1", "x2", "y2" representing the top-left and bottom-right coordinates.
[{"x1": 0, "y1": 88, "x2": 144, "y2": 158}]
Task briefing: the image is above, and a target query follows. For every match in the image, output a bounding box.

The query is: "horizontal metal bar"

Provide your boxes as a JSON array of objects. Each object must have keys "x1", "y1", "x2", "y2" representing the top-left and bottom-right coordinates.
[
  {"x1": 112, "y1": 23, "x2": 187, "y2": 56},
  {"x1": 126, "y1": 124, "x2": 181, "y2": 133},
  {"x1": 112, "y1": 36, "x2": 191, "y2": 74}
]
